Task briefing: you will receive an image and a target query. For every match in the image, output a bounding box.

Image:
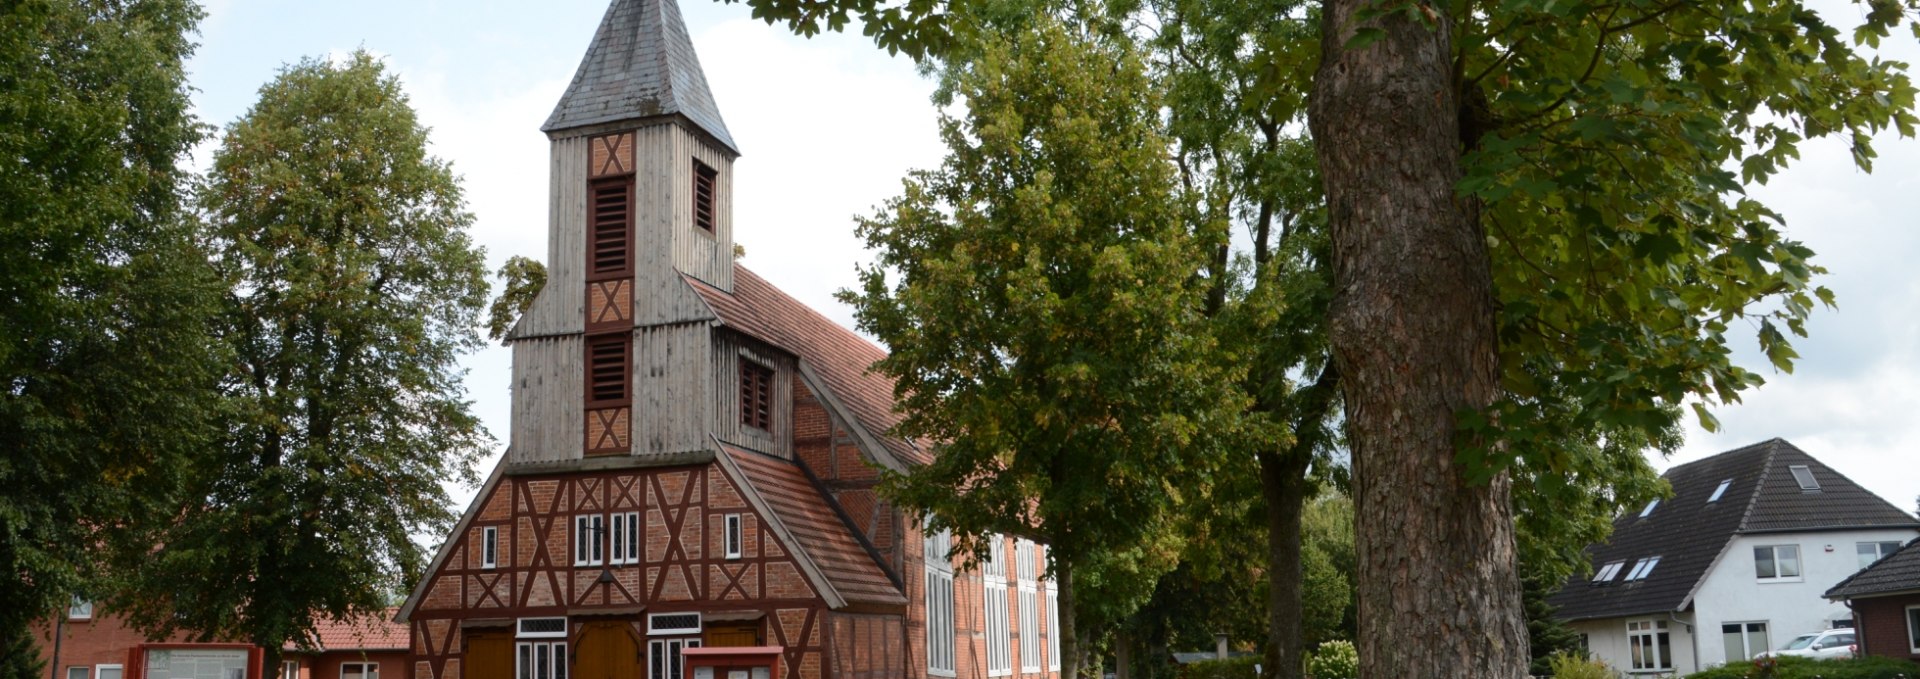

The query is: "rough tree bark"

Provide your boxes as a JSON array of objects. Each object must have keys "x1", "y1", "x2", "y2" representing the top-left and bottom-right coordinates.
[{"x1": 1306, "y1": 2, "x2": 1529, "y2": 678}]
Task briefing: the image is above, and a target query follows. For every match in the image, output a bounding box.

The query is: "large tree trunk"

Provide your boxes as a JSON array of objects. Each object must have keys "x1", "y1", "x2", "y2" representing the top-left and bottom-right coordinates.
[
  {"x1": 1259, "y1": 450, "x2": 1309, "y2": 679},
  {"x1": 1306, "y1": 2, "x2": 1528, "y2": 679}
]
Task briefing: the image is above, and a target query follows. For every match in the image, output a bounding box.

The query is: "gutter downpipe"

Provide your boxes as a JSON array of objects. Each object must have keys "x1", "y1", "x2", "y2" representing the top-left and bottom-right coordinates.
[{"x1": 1670, "y1": 610, "x2": 1698, "y2": 675}]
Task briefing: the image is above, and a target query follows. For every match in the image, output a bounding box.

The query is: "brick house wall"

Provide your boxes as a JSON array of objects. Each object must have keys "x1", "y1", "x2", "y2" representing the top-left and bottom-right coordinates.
[
  {"x1": 34, "y1": 612, "x2": 193, "y2": 675},
  {"x1": 1854, "y1": 593, "x2": 1920, "y2": 661}
]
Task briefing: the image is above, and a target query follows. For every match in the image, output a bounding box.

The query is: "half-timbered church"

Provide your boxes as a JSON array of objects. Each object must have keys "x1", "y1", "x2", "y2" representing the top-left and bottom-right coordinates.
[{"x1": 396, "y1": 1, "x2": 1062, "y2": 679}]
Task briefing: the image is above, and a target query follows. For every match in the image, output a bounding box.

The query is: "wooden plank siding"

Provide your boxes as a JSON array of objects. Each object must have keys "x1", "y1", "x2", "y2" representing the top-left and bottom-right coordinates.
[
  {"x1": 712, "y1": 330, "x2": 795, "y2": 459},
  {"x1": 511, "y1": 336, "x2": 585, "y2": 464},
  {"x1": 671, "y1": 125, "x2": 734, "y2": 291},
  {"x1": 634, "y1": 322, "x2": 714, "y2": 456}
]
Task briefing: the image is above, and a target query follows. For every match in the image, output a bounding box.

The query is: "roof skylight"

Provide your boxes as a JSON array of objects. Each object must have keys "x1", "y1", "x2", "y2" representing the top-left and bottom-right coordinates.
[
  {"x1": 1625, "y1": 556, "x2": 1661, "y2": 581},
  {"x1": 1788, "y1": 465, "x2": 1820, "y2": 491},
  {"x1": 1708, "y1": 479, "x2": 1732, "y2": 503},
  {"x1": 1592, "y1": 561, "x2": 1625, "y2": 583},
  {"x1": 1639, "y1": 498, "x2": 1660, "y2": 518}
]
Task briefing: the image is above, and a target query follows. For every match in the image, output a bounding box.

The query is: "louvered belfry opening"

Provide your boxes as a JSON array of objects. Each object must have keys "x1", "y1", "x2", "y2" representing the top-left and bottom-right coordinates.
[
  {"x1": 693, "y1": 158, "x2": 717, "y2": 233},
  {"x1": 739, "y1": 358, "x2": 773, "y2": 430},
  {"x1": 584, "y1": 131, "x2": 637, "y2": 456},
  {"x1": 589, "y1": 178, "x2": 634, "y2": 278}
]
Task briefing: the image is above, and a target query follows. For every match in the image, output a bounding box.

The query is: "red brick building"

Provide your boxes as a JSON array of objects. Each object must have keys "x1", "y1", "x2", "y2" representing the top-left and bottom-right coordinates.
[
  {"x1": 35, "y1": 602, "x2": 406, "y2": 679},
  {"x1": 393, "y1": 1, "x2": 1061, "y2": 678},
  {"x1": 1826, "y1": 538, "x2": 1920, "y2": 662}
]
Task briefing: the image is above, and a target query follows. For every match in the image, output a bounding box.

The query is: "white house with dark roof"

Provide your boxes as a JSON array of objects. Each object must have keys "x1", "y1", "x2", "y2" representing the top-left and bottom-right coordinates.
[{"x1": 1549, "y1": 439, "x2": 1920, "y2": 675}]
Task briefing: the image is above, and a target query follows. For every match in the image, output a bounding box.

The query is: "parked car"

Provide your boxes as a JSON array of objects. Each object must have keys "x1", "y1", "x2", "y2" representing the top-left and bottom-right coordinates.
[{"x1": 1757, "y1": 629, "x2": 1857, "y2": 660}]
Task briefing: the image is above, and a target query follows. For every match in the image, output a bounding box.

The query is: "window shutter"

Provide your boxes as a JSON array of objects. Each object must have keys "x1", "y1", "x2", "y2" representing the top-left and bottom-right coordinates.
[
  {"x1": 693, "y1": 160, "x2": 717, "y2": 233},
  {"x1": 739, "y1": 359, "x2": 773, "y2": 430},
  {"x1": 588, "y1": 178, "x2": 633, "y2": 279}
]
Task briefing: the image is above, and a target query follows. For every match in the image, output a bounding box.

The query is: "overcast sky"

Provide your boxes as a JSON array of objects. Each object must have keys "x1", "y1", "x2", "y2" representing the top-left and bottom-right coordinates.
[{"x1": 182, "y1": 0, "x2": 1920, "y2": 518}]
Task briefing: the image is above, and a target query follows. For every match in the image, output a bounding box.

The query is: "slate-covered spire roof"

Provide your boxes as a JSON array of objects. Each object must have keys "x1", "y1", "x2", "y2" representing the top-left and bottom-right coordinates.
[
  {"x1": 1547, "y1": 438, "x2": 1920, "y2": 621},
  {"x1": 543, "y1": 0, "x2": 739, "y2": 153}
]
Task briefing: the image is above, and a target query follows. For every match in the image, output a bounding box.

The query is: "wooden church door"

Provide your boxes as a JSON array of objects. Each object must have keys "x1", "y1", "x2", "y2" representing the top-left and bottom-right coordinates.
[
  {"x1": 465, "y1": 631, "x2": 513, "y2": 679},
  {"x1": 576, "y1": 620, "x2": 641, "y2": 679}
]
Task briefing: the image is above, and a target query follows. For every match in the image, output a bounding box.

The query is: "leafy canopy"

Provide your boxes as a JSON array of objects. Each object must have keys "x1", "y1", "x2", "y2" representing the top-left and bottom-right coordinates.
[
  {"x1": 116, "y1": 52, "x2": 492, "y2": 670},
  {"x1": 0, "y1": 0, "x2": 221, "y2": 670},
  {"x1": 840, "y1": 10, "x2": 1246, "y2": 635}
]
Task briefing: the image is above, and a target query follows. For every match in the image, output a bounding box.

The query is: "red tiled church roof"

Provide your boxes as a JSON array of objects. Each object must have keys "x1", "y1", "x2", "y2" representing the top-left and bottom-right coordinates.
[
  {"x1": 687, "y1": 265, "x2": 932, "y2": 468},
  {"x1": 721, "y1": 443, "x2": 906, "y2": 607}
]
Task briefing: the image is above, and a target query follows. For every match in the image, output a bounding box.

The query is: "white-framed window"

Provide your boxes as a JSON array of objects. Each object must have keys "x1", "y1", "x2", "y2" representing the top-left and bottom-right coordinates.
[
  {"x1": 648, "y1": 637, "x2": 701, "y2": 679},
  {"x1": 1638, "y1": 499, "x2": 1659, "y2": 518},
  {"x1": 1858, "y1": 541, "x2": 1903, "y2": 570},
  {"x1": 925, "y1": 518, "x2": 956, "y2": 677},
  {"x1": 1626, "y1": 619, "x2": 1671, "y2": 671},
  {"x1": 984, "y1": 535, "x2": 1012, "y2": 677},
  {"x1": 1708, "y1": 479, "x2": 1732, "y2": 503},
  {"x1": 284, "y1": 660, "x2": 299, "y2": 679},
  {"x1": 517, "y1": 617, "x2": 569, "y2": 639},
  {"x1": 97, "y1": 665, "x2": 122, "y2": 679},
  {"x1": 1906, "y1": 604, "x2": 1920, "y2": 653},
  {"x1": 1624, "y1": 556, "x2": 1661, "y2": 581},
  {"x1": 66, "y1": 668, "x2": 88, "y2": 679},
  {"x1": 1788, "y1": 465, "x2": 1820, "y2": 491},
  {"x1": 648, "y1": 612, "x2": 702, "y2": 635},
  {"x1": 1592, "y1": 561, "x2": 1624, "y2": 583},
  {"x1": 575, "y1": 514, "x2": 605, "y2": 567},
  {"x1": 609, "y1": 513, "x2": 639, "y2": 565},
  {"x1": 1722, "y1": 621, "x2": 1769, "y2": 663},
  {"x1": 1017, "y1": 540, "x2": 1040, "y2": 674},
  {"x1": 516, "y1": 640, "x2": 568, "y2": 679},
  {"x1": 1045, "y1": 580, "x2": 1060, "y2": 672},
  {"x1": 1754, "y1": 544, "x2": 1802, "y2": 581},
  {"x1": 68, "y1": 596, "x2": 92, "y2": 620},
  {"x1": 482, "y1": 526, "x2": 499, "y2": 569},
  {"x1": 725, "y1": 514, "x2": 743, "y2": 559},
  {"x1": 340, "y1": 662, "x2": 378, "y2": 679}
]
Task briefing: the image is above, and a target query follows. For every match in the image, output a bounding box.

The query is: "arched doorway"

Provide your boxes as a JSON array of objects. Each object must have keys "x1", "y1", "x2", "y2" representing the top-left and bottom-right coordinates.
[{"x1": 575, "y1": 620, "x2": 641, "y2": 679}]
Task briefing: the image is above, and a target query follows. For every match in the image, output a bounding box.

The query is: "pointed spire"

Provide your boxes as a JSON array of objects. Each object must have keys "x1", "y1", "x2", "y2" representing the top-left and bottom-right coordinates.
[{"x1": 543, "y1": 0, "x2": 738, "y2": 154}]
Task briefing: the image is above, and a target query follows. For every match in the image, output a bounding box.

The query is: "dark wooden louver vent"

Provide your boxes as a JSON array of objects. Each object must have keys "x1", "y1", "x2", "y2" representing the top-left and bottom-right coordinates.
[
  {"x1": 692, "y1": 159, "x2": 717, "y2": 233},
  {"x1": 739, "y1": 358, "x2": 773, "y2": 430},
  {"x1": 587, "y1": 334, "x2": 629, "y2": 405},
  {"x1": 589, "y1": 178, "x2": 632, "y2": 278}
]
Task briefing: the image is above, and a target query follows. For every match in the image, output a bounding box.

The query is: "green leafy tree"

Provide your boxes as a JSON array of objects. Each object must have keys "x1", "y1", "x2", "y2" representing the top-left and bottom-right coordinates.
[
  {"x1": 486, "y1": 255, "x2": 547, "y2": 343},
  {"x1": 115, "y1": 52, "x2": 492, "y2": 679},
  {"x1": 0, "y1": 0, "x2": 222, "y2": 671},
  {"x1": 840, "y1": 15, "x2": 1244, "y2": 678},
  {"x1": 731, "y1": 0, "x2": 1920, "y2": 675}
]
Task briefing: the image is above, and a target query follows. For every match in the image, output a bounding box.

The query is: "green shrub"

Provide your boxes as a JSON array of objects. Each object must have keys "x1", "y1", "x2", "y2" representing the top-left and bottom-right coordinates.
[
  {"x1": 1309, "y1": 640, "x2": 1359, "y2": 679},
  {"x1": 1181, "y1": 655, "x2": 1260, "y2": 679},
  {"x1": 1681, "y1": 655, "x2": 1920, "y2": 679},
  {"x1": 1547, "y1": 651, "x2": 1621, "y2": 679}
]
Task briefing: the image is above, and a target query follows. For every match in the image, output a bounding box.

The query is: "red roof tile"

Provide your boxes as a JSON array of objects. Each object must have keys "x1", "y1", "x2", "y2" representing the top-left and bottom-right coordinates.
[
  {"x1": 722, "y1": 443, "x2": 906, "y2": 607},
  {"x1": 292, "y1": 608, "x2": 408, "y2": 651},
  {"x1": 686, "y1": 265, "x2": 931, "y2": 468}
]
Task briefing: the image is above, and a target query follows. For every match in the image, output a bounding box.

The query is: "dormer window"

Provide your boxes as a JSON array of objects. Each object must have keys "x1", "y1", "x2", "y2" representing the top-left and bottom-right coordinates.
[
  {"x1": 1789, "y1": 465, "x2": 1820, "y2": 491},
  {"x1": 1708, "y1": 479, "x2": 1732, "y2": 503},
  {"x1": 1593, "y1": 561, "x2": 1625, "y2": 583},
  {"x1": 739, "y1": 358, "x2": 773, "y2": 430},
  {"x1": 1625, "y1": 556, "x2": 1661, "y2": 581},
  {"x1": 692, "y1": 159, "x2": 717, "y2": 233},
  {"x1": 1639, "y1": 499, "x2": 1659, "y2": 518}
]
